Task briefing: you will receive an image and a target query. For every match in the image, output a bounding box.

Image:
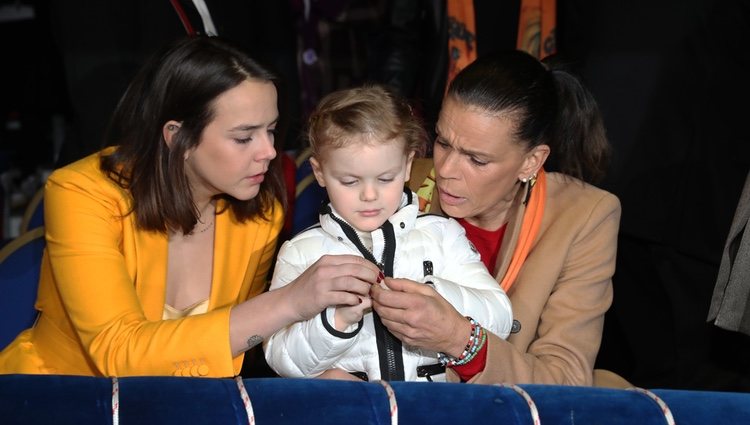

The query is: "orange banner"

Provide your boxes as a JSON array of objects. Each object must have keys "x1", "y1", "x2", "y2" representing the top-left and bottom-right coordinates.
[
  {"x1": 446, "y1": 0, "x2": 477, "y2": 86},
  {"x1": 517, "y1": 0, "x2": 556, "y2": 59}
]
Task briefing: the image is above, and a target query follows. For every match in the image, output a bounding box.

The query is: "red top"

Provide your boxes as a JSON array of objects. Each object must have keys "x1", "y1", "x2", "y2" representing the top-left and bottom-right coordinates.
[
  {"x1": 457, "y1": 218, "x2": 507, "y2": 274},
  {"x1": 451, "y1": 219, "x2": 507, "y2": 381}
]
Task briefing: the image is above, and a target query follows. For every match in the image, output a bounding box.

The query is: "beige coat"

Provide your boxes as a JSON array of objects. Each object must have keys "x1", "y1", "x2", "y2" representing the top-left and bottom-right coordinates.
[{"x1": 409, "y1": 159, "x2": 621, "y2": 386}]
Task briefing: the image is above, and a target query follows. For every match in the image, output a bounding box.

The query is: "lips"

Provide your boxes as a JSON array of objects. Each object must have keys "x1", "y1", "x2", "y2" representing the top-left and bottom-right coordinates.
[
  {"x1": 437, "y1": 186, "x2": 464, "y2": 206},
  {"x1": 245, "y1": 172, "x2": 265, "y2": 184},
  {"x1": 358, "y1": 209, "x2": 382, "y2": 217}
]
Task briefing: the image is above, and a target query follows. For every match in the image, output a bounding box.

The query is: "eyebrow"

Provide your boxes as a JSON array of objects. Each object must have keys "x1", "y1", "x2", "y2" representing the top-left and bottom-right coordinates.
[
  {"x1": 435, "y1": 131, "x2": 492, "y2": 159},
  {"x1": 332, "y1": 165, "x2": 402, "y2": 178},
  {"x1": 229, "y1": 118, "x2": 279, "y2": 132}
]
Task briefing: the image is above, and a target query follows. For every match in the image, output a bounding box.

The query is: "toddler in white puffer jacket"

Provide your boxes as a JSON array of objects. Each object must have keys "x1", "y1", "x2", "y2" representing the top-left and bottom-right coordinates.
[{"x1": 264, "y1": 85, "x2": 512, "y2": 382}]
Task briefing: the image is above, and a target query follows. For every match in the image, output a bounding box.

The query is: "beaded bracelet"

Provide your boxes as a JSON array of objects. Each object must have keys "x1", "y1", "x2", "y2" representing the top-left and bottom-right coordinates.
[{"x1": 438, "y1": 317, "x2": 487, "y2": 367}]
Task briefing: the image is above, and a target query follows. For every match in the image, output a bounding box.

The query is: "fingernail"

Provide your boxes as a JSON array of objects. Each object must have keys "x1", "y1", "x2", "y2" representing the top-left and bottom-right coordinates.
[{"x1": 377, "y1": 271, "x2": 385, "y2": 283}]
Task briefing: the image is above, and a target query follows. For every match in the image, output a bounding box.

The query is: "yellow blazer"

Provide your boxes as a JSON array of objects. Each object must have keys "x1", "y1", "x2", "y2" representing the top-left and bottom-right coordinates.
[
  {"x1": 409, "y1": 159, "x2": 621, "y2": 385},
  {"x1": 0, "y1": 150, "x2": 283, "y2": 377}
]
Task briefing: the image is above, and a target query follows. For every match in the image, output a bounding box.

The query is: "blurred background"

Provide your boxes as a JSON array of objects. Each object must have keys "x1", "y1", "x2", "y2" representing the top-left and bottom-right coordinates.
[{"x1": 0, "y1": 0, "x2": 748, "y2": 391}]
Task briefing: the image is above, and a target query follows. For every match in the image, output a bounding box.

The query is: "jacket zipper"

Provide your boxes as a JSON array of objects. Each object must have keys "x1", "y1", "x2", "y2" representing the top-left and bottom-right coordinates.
[{"x1": 326, "y1": 212, "x2": 404, "y2": 381}]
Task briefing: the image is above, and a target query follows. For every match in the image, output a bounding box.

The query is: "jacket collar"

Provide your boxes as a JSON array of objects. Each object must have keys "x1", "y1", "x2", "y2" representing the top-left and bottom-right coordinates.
[{"x1": 318, "y1": 189, "x2": 418, "y2": 269}]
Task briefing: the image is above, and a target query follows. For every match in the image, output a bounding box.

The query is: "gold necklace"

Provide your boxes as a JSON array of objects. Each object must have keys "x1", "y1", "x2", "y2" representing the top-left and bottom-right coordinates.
[
  {"x1": 187, "y1": 219, "x2": 214, "y2": 236},
  {"x1": 186, "y1": 201, "x2": 216, "y2": 236}
]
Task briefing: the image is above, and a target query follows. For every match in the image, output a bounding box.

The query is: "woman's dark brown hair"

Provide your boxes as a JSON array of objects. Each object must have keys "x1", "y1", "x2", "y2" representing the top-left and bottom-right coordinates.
[
  {"x1": 100, "y1": 36, "x2": 286, "y2": 234},
  {"x1": 447, "y1": 49, "x2": 610, "y2": 184}
]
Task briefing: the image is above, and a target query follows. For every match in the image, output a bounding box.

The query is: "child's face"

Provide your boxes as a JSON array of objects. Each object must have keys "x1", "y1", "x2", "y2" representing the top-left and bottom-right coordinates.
[{"x1": 311, "y1": 138, "x2": 415, "y2": 232}]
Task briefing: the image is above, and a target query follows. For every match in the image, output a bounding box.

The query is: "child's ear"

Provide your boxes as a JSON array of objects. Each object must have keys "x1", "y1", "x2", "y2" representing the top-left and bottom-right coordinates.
[
  {"x1": 310, "y1": 157, "x2": 327, "y2": 187},
  {"x1": 404, "y1": 151, "x2": 416, "y2": 182}
]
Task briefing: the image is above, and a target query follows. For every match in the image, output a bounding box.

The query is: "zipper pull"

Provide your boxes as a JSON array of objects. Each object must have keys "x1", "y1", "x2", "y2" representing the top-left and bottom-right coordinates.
[
  {"x1": 423, "y1": 260, "x2": 435, "y2": 286},
  {"x1": 422, "y1": 260, "x2": 433, "y2": 277}
]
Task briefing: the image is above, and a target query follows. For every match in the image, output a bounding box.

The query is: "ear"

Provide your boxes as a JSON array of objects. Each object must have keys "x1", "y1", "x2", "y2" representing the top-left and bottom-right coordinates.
[
  {"x1": 309, "y1": 157, "x2": 327, "y2": 187},
  {"x1": 519, "y1": 144, "x2": 550, "y2": 180},
  {"x1": 404, "y1": 151, "x2": 416, "y2": 182},
  {"x1": 162, "y1": 120, "x2": 182, "y2": 149}
]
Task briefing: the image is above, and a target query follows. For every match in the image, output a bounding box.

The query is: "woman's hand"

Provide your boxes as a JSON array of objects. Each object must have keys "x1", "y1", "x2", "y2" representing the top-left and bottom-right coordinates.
[
  {"x1": 283, "y1": 254, "x2": 380, "y2": 322},
  {"x1": 370, "y1": 278, "x2": 471, "y2": 357}
]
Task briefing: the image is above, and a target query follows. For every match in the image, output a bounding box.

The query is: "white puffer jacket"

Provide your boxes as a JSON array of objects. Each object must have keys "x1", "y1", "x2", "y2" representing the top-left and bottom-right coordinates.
[{"x1": 264, "y1": 191, "x2": 513, "y2": 382}]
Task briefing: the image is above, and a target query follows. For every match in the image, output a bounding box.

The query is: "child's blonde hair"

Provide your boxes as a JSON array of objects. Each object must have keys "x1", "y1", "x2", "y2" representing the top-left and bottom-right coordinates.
[{"x1": 307, "y1": 85, "x2": 427, "y2": 161}]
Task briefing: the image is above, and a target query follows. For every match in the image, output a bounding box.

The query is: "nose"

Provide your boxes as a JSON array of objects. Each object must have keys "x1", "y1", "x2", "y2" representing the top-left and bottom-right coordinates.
[
  {"x1": 434, "y1": 147, "x2": 457, "y2": 179},
  {"x1": 254, "y1": 132, "x2": 277, "y2": 162},
  {"x1": 360, "y1": 182, "x2": 378, "y2": 202}
]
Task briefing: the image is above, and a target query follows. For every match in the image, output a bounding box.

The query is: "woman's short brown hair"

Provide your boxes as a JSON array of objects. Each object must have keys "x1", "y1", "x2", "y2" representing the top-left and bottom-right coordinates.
[{"x1": 307, "y1": 84, "x2": 427, "y2": 162}]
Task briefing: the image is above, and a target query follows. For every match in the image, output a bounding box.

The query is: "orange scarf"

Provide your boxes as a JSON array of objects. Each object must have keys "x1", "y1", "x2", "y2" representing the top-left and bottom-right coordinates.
[
  {"x1": 517, "y1": 0, "x2": 557, "y2": 59},
  {"x1": 416, "y1": 169, "x2": 546, "y2": 292},
  {"x1": 499, "y1": 169, "x2": 546, "y2": 291}
]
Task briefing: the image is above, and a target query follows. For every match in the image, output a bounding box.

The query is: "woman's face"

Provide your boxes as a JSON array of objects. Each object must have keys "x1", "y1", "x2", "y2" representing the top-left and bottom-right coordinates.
[
  {"x1": 183, "y1": 79, "x2": 278, "y2": 204},
  {"x1": 433, "y1": 96, "x2": 540, "y2": 230}
]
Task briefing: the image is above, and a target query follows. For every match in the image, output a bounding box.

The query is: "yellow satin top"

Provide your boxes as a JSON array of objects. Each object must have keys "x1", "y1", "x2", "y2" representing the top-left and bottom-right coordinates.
[{"x1": 162, "y1": 300, "x2": 210, "y2": 320}]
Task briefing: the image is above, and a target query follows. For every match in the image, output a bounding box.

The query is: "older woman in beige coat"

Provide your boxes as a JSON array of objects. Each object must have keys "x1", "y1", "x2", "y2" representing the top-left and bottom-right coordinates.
[{"x1": 370, "y1": 50, "x2": 625, "y2": 387}]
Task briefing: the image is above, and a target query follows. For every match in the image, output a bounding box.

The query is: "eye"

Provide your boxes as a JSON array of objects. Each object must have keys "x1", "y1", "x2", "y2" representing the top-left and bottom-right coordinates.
[
  {"x1": 233, "y1": 132, "x2": 253, "y2": 144},
  {"x1": 378, "y1": 177, "x2": 395, "y2": 183},
  {"x1": 470, "y1": 156, "x2": 488, "y2": 166},
  {"x1": 340, "y1": 179, "x2": 357, "y2": 187}
]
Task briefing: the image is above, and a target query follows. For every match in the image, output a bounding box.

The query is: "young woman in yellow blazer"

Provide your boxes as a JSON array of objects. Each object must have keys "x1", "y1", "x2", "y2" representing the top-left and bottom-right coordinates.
[
  {"x1": 371, "y1": 50, "x2": 625, "y2": 386},
  {"x1": 0, "y1": 36, "x2": 380, "y2": 377}
]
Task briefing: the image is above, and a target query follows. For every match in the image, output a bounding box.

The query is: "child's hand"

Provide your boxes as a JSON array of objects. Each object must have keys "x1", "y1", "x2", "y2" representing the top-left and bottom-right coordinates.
[{"x1": 334, "y1": 295, "x2": 372, "y2": 330}]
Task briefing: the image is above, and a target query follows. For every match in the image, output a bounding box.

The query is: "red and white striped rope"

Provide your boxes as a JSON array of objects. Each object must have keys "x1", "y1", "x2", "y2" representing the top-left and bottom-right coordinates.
[
  {"x1": 234, "y1": 376, "x2": 256, "y2": 425},
  {"x1": 496, "y1": 383, "x2": 541, "y2": 425},
  {"x1": 111, "y1": 377, "x2": 120, "y2": 425},
  {"x1": 375, "y1": 380, "x2": 398, "y2": 425},
  {"x1": 628, "y1": 387, "x2": 676, "y2": 425}
]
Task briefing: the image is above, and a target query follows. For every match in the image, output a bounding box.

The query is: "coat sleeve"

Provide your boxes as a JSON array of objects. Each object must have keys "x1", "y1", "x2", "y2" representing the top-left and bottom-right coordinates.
[
  {"x1": 427, "y1": 218, "x2": 513, "y2": 338},
  {"x1": 264, "y1": 240, "x2": 362, "y2": 377},
  {"x1": 44, "y1": 167, "x2": 282, "y2": 377},
  {"x1": 458, "y1": 192, "x2": 621, "y2": 385}
]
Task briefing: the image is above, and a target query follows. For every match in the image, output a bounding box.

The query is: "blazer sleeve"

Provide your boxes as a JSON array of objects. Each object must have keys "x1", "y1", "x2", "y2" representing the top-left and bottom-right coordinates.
[
  {"x1": 427, "y1": 218, "x2": 513, "y2": 338},
  {"x1": 460, "y1": 192, "x2": 621, "y2": 385},
  {"x1": 44, "y1": 167, "x2": 282, "y2": 377},
  {"x1": 264, "y1": 241, "x2": 361, "y2": 377}
]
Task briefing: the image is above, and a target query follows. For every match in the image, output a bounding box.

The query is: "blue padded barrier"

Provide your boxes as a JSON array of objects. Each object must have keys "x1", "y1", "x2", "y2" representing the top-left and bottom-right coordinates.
[{"x1": 1, "y1": 375, "x2": 749, "y2": 424}]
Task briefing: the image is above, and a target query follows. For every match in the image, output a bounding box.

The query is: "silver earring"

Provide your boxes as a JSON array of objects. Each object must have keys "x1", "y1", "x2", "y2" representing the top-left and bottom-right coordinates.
[{"x1": 520, "y1": 176, "x2": 529, "y2": 183}]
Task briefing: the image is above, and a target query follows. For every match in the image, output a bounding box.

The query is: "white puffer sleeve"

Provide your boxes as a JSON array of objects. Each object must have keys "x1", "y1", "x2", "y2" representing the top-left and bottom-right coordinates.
[
  {"x1": 424, "y1": 218, "x2": 513, "y2": 338},
  {"x1": 263, "y1": 239, "x2": 363, "y2": 377}
]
